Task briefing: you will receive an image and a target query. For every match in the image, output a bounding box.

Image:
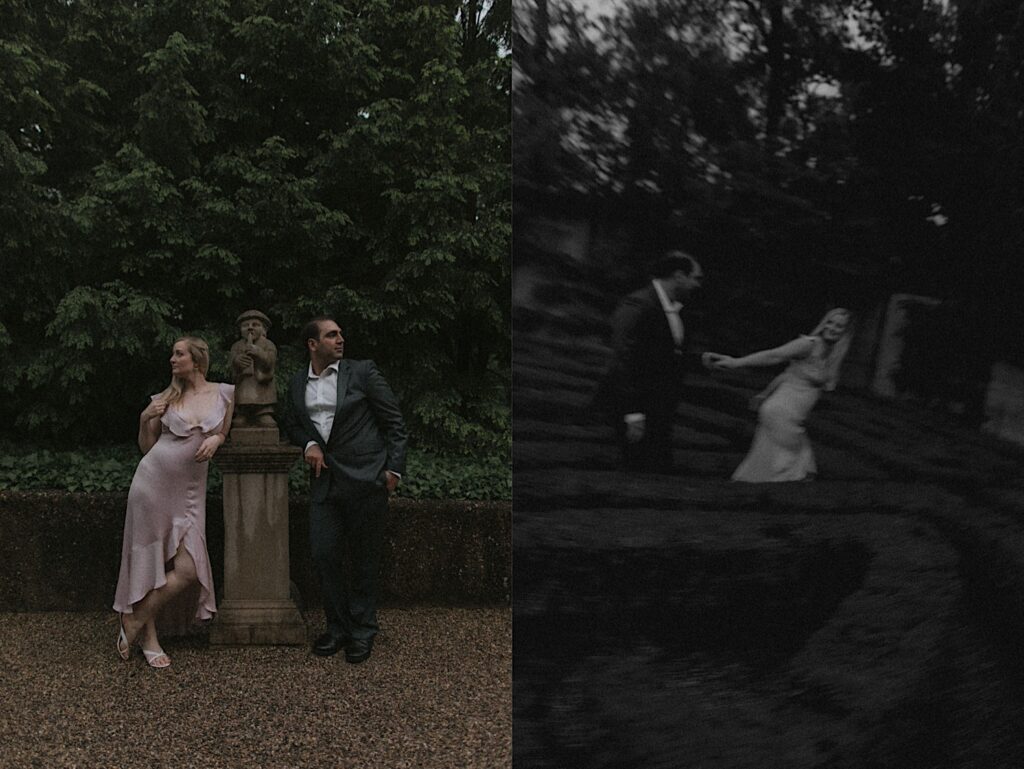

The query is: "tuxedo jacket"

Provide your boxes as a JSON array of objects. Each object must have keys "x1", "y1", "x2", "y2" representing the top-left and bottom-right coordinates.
[
  {"x1": 280, "y1": 359, "x2": 408, "y2": 502},
  {"x1": 596, "y1": 284, "x2": 702, "y2": 418}
]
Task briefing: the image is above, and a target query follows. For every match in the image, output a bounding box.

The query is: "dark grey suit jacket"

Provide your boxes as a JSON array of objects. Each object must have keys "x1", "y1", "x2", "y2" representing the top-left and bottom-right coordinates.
[
  {"x1": 594, "y1": 284, "x2": 702, "y2": 418},
  {"x1": 280, "y1": 359, "x2": 408, "y2": 502}
]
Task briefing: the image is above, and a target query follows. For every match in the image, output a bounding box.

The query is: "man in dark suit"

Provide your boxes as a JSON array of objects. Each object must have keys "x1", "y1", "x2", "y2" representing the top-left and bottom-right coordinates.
[
  {"x1": 280, "y1": 316, "x2": 407, "y2": 663},
  {"x1": 595, "y1": 251, "x2": 705, "y2": 473}
]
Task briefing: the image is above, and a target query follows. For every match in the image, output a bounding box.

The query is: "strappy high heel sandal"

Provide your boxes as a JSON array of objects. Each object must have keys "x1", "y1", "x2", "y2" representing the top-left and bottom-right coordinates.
[
  {"x1": 116, "y1": 614, "x2": 133, "y2": 661},
  {"x1": 142, "y1": 649, "x2": 171, "y2": 669}
]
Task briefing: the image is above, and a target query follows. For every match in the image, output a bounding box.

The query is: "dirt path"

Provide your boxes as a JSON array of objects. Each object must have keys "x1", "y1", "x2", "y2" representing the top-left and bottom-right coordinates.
[{"x1": 513, "y1": 318, "x2": 1024, "y2": 768}]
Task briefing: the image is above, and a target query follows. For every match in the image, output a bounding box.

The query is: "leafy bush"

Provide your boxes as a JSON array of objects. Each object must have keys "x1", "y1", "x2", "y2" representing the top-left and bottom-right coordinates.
[
  {"x1": 0, "y1": 0, "x2": 510, "y2": 454},
  {"x1": 399, "y1": 450, "x2": 511, "y2": 500},
  {"x1": 0, "y1": 444, "x2": 510, "y2": 501}
]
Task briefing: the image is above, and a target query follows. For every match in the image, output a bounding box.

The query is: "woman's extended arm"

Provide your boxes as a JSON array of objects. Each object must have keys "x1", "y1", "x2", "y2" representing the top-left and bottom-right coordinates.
[
  {"x1": 195, "y1": 394, "x2": 234, "y2": 463},
  {"x1": 707, "y1": 336, "x2": 815, "y2": 371}
]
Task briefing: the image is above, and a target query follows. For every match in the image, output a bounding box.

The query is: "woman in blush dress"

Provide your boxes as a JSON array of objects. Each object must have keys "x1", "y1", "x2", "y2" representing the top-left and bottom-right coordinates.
[
  {"x1": 703, "y1": 308, "x2": 852, "y2": 482},
  {"x1": 113, "y1": 336, "x2": 234, "y2": 668}
]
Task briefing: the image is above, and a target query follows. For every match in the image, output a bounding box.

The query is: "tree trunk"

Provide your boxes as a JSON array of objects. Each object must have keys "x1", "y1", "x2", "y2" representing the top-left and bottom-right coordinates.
[
  {"x1": 534, "y1": 0, "x2": 549, "y2": 61},
  {"x1": 764, "y1": 0, "x2": 787, "y2": 141}
]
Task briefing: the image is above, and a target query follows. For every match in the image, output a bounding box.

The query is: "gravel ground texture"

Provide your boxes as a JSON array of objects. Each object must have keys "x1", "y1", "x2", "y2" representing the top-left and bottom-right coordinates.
[{"x1": 0, "y1": 607, "x2": 510, "y2": 769}]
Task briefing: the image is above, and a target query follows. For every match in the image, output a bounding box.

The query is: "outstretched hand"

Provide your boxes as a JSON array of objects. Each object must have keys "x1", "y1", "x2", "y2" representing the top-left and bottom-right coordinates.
[{"x1": 702, "y1": 352, "x2": 735, "y2": 371}]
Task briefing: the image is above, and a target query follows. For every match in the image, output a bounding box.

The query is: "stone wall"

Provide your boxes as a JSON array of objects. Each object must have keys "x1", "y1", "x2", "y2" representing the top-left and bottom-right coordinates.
[
  {"x1": 869, "y1": 293, "x2": 941, "y2": 397},
  {"x1": 0, "y1": 492, "x2": 510, "y2": 611},
  {"x1": 984, "y1": 362, "x2": 1024, "y2": 447}
]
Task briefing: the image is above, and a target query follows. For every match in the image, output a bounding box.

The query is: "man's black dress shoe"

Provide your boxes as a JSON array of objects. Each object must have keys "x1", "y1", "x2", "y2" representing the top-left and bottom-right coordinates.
[
  {"x1": 345, "y1": 636, "x2": 373, "y2": 664},
  {"x1": 312, "y1": 632, "x2": 347, "y2": 657}
]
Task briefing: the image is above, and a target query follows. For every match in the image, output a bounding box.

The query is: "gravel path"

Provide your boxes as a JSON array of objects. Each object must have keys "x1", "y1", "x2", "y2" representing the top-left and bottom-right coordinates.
[{"x1": 0, "y1": 607, "x2": 510, "y2": 769}]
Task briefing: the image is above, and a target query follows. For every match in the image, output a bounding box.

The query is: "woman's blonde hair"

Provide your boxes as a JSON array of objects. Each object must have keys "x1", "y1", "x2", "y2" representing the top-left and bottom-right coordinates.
[
  {"x1": 159, "y1": 336, "x2": 210, "y2": 406},
  {"x1": 809, "y1": 308, "x2": 853, "y2": 391}
]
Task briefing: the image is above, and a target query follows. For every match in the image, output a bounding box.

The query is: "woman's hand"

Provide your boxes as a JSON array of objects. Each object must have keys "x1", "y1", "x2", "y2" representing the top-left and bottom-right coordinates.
[
  {"x1": 707, "y1": 353, "x2": 740, "y2": 371},
  {"x1": 195, "y1": 434, "x2": 225, "y2": 463},
  {"x1": 142, "y1": 399, "x2": 168, "y2": 421},
  {"x1": 702, "y1": 352, "x2": 735, "y2": 370}
]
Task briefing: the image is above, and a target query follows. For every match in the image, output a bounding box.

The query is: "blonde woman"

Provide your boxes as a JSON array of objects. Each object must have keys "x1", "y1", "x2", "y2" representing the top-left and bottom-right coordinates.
[
  {"x1": 113, "y1": 336, "x2": 234, "y2": 668},
  {"x1": 703, "y1": 308, "x2": 852, "y2": 482}
]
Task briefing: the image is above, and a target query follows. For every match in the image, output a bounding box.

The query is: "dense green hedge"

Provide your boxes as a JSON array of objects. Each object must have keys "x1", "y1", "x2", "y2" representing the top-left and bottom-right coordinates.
[
  {"x1": 0, "y1": 444, "x2": 510, "y2": 501},
  {"x1": 0, "y1": 0, "x2": 510, "y2": 455}
]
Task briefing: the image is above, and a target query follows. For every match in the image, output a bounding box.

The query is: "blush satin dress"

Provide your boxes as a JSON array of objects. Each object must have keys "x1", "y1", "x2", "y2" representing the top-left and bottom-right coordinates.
[{"x1": 113, "y1": 383, "x2": 234, "y2": 631}]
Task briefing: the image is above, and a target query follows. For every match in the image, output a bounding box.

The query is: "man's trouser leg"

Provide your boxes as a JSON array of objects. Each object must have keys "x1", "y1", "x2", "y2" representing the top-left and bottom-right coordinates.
[
  {"x1": 310, "y1": 498, "x2": 350, "y2": 639},
  {"x1": 343, "y1": 488, "x2": 387, "y2": 641}
]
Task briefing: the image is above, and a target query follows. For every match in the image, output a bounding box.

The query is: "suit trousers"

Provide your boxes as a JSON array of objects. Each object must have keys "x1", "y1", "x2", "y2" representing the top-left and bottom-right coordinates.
[{"x1": 309, "y1": 487, "x2": 387, "y2": 641}]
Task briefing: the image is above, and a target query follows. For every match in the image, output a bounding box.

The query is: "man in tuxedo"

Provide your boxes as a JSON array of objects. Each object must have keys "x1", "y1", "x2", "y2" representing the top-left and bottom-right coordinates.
[
  {"x1": 595, "y1": 251, "x2": 705, "y2": 473},
  {"x1": 280, "y1": 317, "x2": 407, "y2": 663}
]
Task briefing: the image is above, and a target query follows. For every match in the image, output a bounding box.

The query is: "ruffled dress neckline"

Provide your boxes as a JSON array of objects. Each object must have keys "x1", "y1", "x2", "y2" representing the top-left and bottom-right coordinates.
[{"x1": 158, "y1": 382, "x2": 232, "y2": 437}]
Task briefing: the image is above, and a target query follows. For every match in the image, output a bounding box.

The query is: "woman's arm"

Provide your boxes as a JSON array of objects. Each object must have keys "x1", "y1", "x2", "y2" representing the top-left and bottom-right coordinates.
[
  {"x1": 195, "y1": 394, "x2": 234, "y2": 463},
  {"x1": 711, "y1": 337, "x2": 815, "y2": 370},
  {"x1": 138, "y1": 399, "x2": 166, "y2": 454},
  {"x1": 219, "y1": 396, "x2": 235, "y2": 442}
]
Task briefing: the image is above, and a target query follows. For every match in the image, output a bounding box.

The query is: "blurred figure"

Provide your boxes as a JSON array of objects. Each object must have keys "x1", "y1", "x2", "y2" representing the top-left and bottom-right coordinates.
[
  {"x1": 703, "y1": 308, "x2": 852, "y2": 482},
  {"x1": 594, "y1": 251, "x2": 705, "y2": 473}
]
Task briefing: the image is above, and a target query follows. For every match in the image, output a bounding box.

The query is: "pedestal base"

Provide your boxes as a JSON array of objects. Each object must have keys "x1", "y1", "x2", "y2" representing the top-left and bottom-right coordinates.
[
  {"x1": 209, "y1": 599, "x2": 307, "y2": 645},
  {"x1": 213, "y1": 434, "x2": 303, "y2": 646},
  {"x1": 226, "y1": 426, "x2": 282, "y2": 446}
]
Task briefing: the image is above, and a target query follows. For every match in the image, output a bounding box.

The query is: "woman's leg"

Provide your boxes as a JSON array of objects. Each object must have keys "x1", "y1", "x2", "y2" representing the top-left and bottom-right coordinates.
[{"x1": 122, "y1": 542, "x2": 197, "y2": 648}]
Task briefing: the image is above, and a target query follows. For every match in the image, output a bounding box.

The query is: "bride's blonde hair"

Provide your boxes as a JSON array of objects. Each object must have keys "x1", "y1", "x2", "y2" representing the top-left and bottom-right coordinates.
[
  {"x1": 159, "y1": 336, "x2": 210, "y2": 406},
  {"x1": 809, "y1": 308, "x2": 853, "y2": 391}
]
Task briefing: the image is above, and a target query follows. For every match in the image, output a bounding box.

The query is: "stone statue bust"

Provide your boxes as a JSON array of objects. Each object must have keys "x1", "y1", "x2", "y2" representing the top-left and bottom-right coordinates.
[{"x1": 227, "y1": 310, "x2": 278, "y2": 428}]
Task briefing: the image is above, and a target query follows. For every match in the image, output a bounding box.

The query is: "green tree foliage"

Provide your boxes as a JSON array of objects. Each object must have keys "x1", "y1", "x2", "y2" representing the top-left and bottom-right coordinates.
[{"x1": 0, "y1": 0, "x2": 510, "y2": 452}]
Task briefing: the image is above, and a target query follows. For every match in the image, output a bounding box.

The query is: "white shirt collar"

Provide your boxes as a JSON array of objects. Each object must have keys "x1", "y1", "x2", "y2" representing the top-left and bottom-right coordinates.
[
  {"x1": 307, "y1": 360, "x2": 340, "y2": 380},
  {"x1": 652, "y1": 279, "x2": 683, "y2": 313}
]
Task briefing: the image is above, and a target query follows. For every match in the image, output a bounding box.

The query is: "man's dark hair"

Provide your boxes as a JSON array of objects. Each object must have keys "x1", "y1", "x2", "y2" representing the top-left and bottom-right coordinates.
[
  {"x1": 651, "y1": 250, "x2": 698, "y2": 280},
  {"x1": 300, "y1": 316, "x2": 336, "y2": 349}
]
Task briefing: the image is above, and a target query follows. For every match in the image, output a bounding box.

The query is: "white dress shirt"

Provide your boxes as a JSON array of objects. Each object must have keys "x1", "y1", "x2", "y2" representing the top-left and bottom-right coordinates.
[
  {"x1": 301, "y1": 361, "x2": 401, "y2": 480},
  {"x1": 652, "y1": 278, "x2": 685, "y2": 347},
  {"x1": 304, "y1": 361, "x2": 339, "y2": 453}
]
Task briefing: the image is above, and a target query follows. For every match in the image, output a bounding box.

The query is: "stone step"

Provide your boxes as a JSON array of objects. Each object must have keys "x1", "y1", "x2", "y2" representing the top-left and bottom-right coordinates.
[
  {"x1": 513, "y1": 418, "x2": 731, "y2": 449},
  {"x1": 514, "y1": 506, "x2": 963, "y2": 768},
  {"x1": 513, "y1": 472, "x2": 954, "y2": 514}
]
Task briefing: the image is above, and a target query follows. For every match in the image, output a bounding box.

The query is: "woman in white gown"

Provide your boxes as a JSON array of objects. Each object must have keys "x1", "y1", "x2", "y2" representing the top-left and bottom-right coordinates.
[{"x1": 703, "y1": 308, "x2": 852, "y2": 482}]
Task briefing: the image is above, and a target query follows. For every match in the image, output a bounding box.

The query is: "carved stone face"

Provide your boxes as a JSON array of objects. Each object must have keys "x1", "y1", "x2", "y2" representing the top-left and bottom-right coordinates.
[{"x1": 240, "y1": 318, "x2": 266, "y2": 340}]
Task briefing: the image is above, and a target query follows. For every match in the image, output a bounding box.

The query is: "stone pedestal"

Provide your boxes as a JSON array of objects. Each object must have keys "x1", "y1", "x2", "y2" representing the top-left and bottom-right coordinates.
[
  {"x1": 870, "y1": 293, "x2": 940, "y2": 398},
  {"x1": 209, "y1": 427, "x2": 305, "y2": 645}
]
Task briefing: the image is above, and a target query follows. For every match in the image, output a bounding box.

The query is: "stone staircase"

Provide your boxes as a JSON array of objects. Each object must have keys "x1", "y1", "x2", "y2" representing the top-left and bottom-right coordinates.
[{"x1": 513, "y1": 309, "x2": 1024, "y2": 769}]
